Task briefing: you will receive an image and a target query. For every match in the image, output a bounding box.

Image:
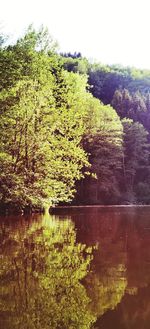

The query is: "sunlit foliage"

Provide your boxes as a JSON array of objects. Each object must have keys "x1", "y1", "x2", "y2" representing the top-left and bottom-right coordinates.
[{"x1": 0, "y1": 214, "x2": 95, "y2": 329}]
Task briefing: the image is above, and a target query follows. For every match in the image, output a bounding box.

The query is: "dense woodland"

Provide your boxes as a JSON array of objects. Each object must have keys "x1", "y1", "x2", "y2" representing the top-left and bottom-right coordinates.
[{"x1": 0, "y1": 26, "x2": 150, "y2": 212}]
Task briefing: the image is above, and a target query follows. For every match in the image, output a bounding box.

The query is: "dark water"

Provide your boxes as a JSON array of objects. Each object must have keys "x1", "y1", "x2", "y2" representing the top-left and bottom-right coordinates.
[{"x1": 0, "y1": 206, "x2": 150, "y2": 329}]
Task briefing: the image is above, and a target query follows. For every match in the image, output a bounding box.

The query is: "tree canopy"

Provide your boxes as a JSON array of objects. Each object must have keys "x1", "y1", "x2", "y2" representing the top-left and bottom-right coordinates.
[{"x1": 0, "y1": 26, "x2": 150, "y2": 210}]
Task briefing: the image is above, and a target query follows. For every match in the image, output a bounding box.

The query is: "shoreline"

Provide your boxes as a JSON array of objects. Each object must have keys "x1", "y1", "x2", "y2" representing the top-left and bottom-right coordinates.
[
  {"x1": 51, "y1": 204, "x2": 150, "y2": 208},
  {"x1": 1, "y1": 204, "x2": 150, "y2": 216}
]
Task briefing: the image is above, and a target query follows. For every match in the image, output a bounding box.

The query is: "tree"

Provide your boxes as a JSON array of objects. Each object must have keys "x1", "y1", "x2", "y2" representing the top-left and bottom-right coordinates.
[
  {"x1": 0, "y1": 28, "x2": 91, "y2": 212},
  {"x1": 75, "y1": 101, "x2": 123, "y2": 204},
  {"x1": 112, "y1": 89, "x2": 132, "y2": 118},
  {"x1": 121, "y1": 119, "x2": 150, "y2": 203},
  {"x1": 129, "y1": 91, "x2": 147, "y2": 123}
]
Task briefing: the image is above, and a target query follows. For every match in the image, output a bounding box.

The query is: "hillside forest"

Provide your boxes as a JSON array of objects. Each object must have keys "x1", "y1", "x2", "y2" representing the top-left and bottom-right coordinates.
[{"x1": 0, "y1": 27, "x2": 150, "y2": 212}]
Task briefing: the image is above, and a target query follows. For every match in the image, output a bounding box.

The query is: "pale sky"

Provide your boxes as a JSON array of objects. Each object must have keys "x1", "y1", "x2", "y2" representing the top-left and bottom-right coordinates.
[{"x1": 1, "y1": 0, "x2": 150, "y2": 69}]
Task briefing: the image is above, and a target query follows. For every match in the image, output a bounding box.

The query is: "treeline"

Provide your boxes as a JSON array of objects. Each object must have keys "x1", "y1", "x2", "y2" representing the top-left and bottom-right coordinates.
[
  {"x1": 62, "y1": 53, "x2": 150, "y2": 205},
  {"x1": 0, "y1": 27, "x2": 150, "y2": 212},
  {"x1": 63, "y1": 54, "x2": 150, "y2": 102}
]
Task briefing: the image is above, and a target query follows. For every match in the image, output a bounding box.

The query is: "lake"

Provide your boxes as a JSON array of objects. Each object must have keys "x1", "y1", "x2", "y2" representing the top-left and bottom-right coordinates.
[{"x1": 0, "y1": 206, "x2": 150, "y2": 329}]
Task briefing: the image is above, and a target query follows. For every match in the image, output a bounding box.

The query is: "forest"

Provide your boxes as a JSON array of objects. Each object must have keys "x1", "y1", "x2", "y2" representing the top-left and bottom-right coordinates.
[{"x1": 0, "y1": 26, "x2": 150, "y2": 212}]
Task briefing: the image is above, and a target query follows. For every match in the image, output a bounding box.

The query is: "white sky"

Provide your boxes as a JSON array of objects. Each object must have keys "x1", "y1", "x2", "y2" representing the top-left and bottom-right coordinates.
[{"x1": 1, "y1": 0, "x2": 150, "y2": 69}]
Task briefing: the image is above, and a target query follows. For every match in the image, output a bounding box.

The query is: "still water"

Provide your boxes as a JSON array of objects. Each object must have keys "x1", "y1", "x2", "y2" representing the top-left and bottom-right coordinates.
[{"x1": 0, "y1": 206, "x2": 150, "y2": 329}]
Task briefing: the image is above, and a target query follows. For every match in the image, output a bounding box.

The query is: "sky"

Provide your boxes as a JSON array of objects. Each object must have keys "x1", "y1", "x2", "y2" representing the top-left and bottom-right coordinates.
[{"x1": 1, "y1": 0, "x2": 150, "y2": 69}]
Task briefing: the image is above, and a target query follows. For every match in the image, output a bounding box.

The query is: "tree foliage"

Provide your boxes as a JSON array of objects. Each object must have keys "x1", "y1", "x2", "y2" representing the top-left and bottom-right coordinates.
[
  {"x1": 0, "y1": 214, "x2": 95, "y2": 329},
  {"x1": 75, "y1": 101, "x2": 123, "y2": 204},
  {"x1": 1, "y1": 27, "x2": 150, "y2": 209},
  {"x1": 0, "y1": 28, "x2": 91, "y2": 211},
  {"x1": 121, "y1": 119, "x2": 150, "y2": 203}
]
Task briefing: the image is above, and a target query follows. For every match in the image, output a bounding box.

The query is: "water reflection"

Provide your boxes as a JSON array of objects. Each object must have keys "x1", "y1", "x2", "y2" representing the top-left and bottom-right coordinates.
[
  {"x1": 1, "y1": 207, "x2": 150, "y2": 329},
  {"x1": 51, "y1": 206, "x2": 150, "y2": 328},
  {"x1": 0, "y1": 213, "x2": 95, "y2": 329}
]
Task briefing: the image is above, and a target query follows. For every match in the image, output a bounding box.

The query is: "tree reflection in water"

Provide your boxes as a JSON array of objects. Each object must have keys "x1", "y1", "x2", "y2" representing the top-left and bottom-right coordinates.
[
  {"x1": 70, "y1": 206, "x2": 150, "y2": 329},
  {"x1": 1, "y1": 207, "x2": 150, "y2": 329},
  {"x1": 0, "y1": 214, "x2": 95, "y2": 329},
  {"x1": 85, "y1": 264, "x2": 127, "y2": 319}
]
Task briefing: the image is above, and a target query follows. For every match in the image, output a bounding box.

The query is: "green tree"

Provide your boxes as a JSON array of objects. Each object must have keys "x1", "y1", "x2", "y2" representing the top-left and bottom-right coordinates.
[
  {"x1": 0, "y1": 28, "x2": 91, "y2": 212},
  {"x1": 75, "y1": 101, "x2": 123, "y2": 204},
  {"x1": 129, "y1": 90, "x2": 147, "y2": 122},
  {"x1": 112, "y1": 88, "x2": 132, "y2": 118},
  {"x1": 122, "y1": 119, "x2": 150, "y2": 203}
]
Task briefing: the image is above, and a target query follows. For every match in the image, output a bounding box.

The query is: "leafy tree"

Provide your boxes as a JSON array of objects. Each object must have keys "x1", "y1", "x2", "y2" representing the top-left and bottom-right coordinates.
[
  {"x1": 129, "y1": 91, "x2": 147, "y2": 122},
  {"x1": 62, "y1": 56, "x2": 89, "y2": 75},
  {"x1": 112, "y1": 89, "x2": 150, "y2": 131},
  {"x1": 75, "y1": 101, "x2": 123, "y2": 204},
  {"x1": 121, "y1": 119, "x2": 150, "y2": 203},
  {"x1": 1, "y1": 26, "x2": 150, "y2": 208},
  {"x1": 0, "y1": 28, "x2": 91, "y2": 212},
  {"x1": 83, "y1": 62, "x2": 150, "y2": 110},
  {"x1": 112, "y1": 88, "x2": 132, "y2": 118},
  {"x1": 87, "y1": 64, "x2": 132, "y2": 105}
]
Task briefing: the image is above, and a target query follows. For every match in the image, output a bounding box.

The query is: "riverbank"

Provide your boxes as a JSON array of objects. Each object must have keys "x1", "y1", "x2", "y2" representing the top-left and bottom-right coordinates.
[{"x1": 1, "y1": 203, "x2": 150, "y2": 216}]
